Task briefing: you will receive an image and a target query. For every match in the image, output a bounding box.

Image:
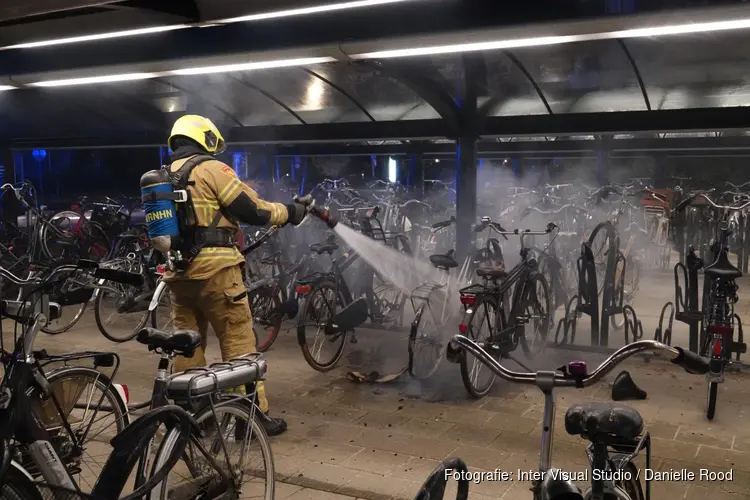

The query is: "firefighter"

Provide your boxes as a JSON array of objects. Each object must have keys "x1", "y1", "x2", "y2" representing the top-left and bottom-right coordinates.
[{"x1": 162, "y1": 114, "x2": 310, "y2": 436}]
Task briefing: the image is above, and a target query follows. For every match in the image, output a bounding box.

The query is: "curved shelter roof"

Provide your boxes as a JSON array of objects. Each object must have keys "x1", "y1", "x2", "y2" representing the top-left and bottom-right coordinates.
[{"x1": 4, "y1": 2, "x2": 750, "y2": 148}]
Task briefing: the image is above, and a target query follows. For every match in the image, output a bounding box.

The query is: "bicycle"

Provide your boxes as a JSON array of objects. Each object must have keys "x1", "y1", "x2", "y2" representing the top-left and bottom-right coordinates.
[
  {"x1": 295, "y1": 205, "x2": 410, "y2": 372},
  {"x1": 445, "y1": 335, "x2": 710, "y2": 500},
  {"x1": 0, "y1": 261, "x2": 192, "y2": 499},
  {"x1": 674, "y1": 190, "x2": 750, "y2": 419},
  {"x1": 132, "y1": 328, "x2": 275, "y2": 500},
  {"x1": 407, "y1": 216, "x2": 506, "y2": 380},
  {"x1": 455, "y1": 220, "x2": 555, "y2": 399}
]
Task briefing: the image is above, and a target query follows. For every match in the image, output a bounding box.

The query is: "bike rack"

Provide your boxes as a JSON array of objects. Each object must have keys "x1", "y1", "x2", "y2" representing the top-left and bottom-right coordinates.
[
  {"x1": 554, "y1": 222, "x2": 635, "y2": 354},
  {"x1": 668, "y1": 254, "x2": 702, "y2": 354}
]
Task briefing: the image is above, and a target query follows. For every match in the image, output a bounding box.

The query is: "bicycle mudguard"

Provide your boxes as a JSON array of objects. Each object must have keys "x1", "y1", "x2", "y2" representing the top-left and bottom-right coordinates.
[
  {"x1": 149, "y1": 279, "x2": 167, "y2": 312},
  {"x1": 541, "y1": 472, "x2": 583, "y2": 500},
  {"x1": 329, "y1": 297, "x2": 368, "y2": 333}
]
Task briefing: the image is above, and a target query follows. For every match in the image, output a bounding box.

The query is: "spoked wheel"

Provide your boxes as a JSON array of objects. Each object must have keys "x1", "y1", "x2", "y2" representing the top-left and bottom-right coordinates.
[
  {"x1": 611, "y1": 256, "x2": 641, "y2": 330},
  {"x1": 613, "y1": 461, "x2": 645, "y2": 500},
  {"x1": 707, "y1": 381, "x2": 718, "y2": 420},
  {"x1": 587, "y1": 223, "x2": 611, "y2": 296},
  {"x1": 367, "y1": 273, "x2": 406, "y2": 327},
  {"x1": 42, "y1": 274, "x2": 92, "y2": 335},
  {"x1": 408, "y1": 295, "x2": 457, "y2": 380},
  {"x1": 518, "y1": 273, "x2": 552, "y2": 357},
  {"x1": 296, "y1": 278, "x2": 347, "y2": 372},
  {"x1": 249, "y1": 285, "x2": 283, "y2": 353},
  {"x1": 95, "y1": 280, "x2": 150, "y2": 343},
  {"x1": 459, "y1": 296, "x2": 500, "y2": 399}
]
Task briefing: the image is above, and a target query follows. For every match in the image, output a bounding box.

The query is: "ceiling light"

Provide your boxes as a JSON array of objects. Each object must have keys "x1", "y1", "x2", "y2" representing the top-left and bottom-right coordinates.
[
  {"x1": 0, "y1": 85, "x2": 16, "y2": 91},
  {"x1": 170, "y1": 57, "x2": 335, "y2": 76},
  {"x1": 30, "y1": 73, "x2": 158, "y2": 87},
  {"x1": 349, "y1": 18, "x2": 750, "y2": 59},
  {"x1": 219, "y1": 0, "x2": 416, "y2": 23},
  {"x1": 2, "y1": 25, "x2": 188, "y2": 50}
]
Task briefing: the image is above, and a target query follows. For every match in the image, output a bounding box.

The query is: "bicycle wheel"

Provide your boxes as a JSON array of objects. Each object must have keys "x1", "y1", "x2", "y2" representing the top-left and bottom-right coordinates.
[
  {"x1": 587, "y1": 222, "x2": 612, "y2": 297},
  {"x1": 150, "y1": 399, "x2": 275, "y2": 500},
  {"x1": 459, "y1": 296, "x2": 499, "y2": 399},
  {"x1": 408, "y1": 304, "x2": 442, "y2": 380},
  {"x1": 611, "y1": 256, "x2": 641, "y2": 330},
  {"x1": 249, "y1": 285, "x2": 283, "y2": 353},
  {"x1": 94, "y1": 280, "x2": 150, "y2": 343},
  {"x1": 28, "y1": 366, "x2": 128, "y2": 493},
  {"x1": 83, "y1": 222, "x2": 111, "y2": 262},
  {"x1": 707, "y1": 381, "x2": 718, "y2": 420},
  {"x1": 518, "y1": 273, "x2": 551, "y2": 357},
  {"x1": 42, "y1": 276, "x2": 90, "y2": 335},
  {"x1": 297, "y1": 278, "x2": 347, "y2": 372},
  {"x1": 0, "y1": 465, "x2": 43, "y2": 500},
  {"x1": 612, "y1": 460, "x2": 644, "y2": 500}
]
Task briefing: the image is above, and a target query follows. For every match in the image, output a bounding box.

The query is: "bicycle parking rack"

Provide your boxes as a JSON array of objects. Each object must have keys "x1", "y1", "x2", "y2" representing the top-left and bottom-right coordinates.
[
  {"x1": 655, "y1": 254, "x2": 747, "y2": 367},
  {"x1": 554, "y1": 222, "x2": 639, "y2": 354}
]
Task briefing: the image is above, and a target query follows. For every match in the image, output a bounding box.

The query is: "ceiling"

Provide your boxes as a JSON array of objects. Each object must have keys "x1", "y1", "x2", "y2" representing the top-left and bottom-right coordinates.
[{"x1": 4, "y1": 2, "x2": 750, "y2": 148}]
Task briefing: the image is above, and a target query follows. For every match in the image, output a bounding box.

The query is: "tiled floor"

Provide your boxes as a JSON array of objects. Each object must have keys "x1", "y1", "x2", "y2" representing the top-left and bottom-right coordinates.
[{"x1": 5, "y1": 271, "x2": 750, "y2": 499}]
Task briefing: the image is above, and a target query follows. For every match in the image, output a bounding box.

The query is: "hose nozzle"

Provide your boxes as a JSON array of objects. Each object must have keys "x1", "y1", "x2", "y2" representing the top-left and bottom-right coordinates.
[{"x1": 310, "y1": 206, "x2": 338, "y2": 229}]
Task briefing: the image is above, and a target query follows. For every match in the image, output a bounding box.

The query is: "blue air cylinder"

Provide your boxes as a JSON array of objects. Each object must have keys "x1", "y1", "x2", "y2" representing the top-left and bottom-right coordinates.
[{"x1": 140, "y1": 170, "x2": 179, "y2": 254}]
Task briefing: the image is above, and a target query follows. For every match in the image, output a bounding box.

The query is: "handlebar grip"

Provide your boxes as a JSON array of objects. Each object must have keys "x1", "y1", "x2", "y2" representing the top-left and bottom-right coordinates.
[
  {"x1": 431, "y1": 216, "x2": 456, "y2": 229},
  {"x1": 94, "y1": 268, "x2": 145, "y2": 287},
  {"x1": 671, "y1": 347, "x2": 710, "y2": 375}
]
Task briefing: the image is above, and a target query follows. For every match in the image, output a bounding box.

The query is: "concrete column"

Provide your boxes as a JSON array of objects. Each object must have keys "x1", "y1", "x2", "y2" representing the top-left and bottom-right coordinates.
[
  {"x1": 455, "y1": 136, "x2": 478, "y2": 258},
  {"x1": 0, "y1": 149, "x2": 13, "y2": 184}
]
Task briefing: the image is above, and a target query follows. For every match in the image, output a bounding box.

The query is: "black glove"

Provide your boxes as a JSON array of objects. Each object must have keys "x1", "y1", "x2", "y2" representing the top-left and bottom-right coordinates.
[
  {"x1": 286, "y1": 203, "x2": 307, "y2": 226},
  {"x1": 286, "y1": 194, "x2": 315, "y2": 226}
]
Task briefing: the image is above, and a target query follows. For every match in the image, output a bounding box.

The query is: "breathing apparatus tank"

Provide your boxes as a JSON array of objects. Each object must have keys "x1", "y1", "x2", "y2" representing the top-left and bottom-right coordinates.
[{"x1": 140, "y1": 169, "x2": 179, "y2": 255}]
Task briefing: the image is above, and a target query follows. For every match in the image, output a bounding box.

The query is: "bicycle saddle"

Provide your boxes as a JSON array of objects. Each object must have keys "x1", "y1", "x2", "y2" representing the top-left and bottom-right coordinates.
[
  {"x1": 429, "y1": 251, "x2": 458, "y2": 269},
  {"x1": 137, "y1": 328, "x2": 201, "y2": 357},
  {"x1": 564, "y1": 402, "x2": 643, "y2": 441},
  {"x1": 309, "y1": 240, "x2": 339, "y2": 255},
  {"x1": 611, "y1": 370, "x2": 647, "y2": 401},
  {"x1": 475, "y1": 267, "x2": 507, "y2": 280},
  {"x1": 704, "y1": 251, "x2": 742, "y2": 279}
]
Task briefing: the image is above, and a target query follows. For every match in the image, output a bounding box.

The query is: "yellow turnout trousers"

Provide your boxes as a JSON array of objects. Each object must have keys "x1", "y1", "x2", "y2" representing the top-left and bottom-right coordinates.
[{"x1": 167, "y1": 264, "x2": 268, "y2": 413}]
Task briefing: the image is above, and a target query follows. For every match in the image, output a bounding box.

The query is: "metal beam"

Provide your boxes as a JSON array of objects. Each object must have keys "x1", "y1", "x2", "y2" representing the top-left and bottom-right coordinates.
[
  {"x1": 115, "y1": 0, "x2": 200, "y2": 21},
  {"x1": 301, "y1": 68, "x2": 375, "y2": 122},
  {"x1": 481, "y1": 108, "x2": 750, "y2": 137},
  {"x1": 617, "y1": 39, "x2": 651, "y2": 111}
]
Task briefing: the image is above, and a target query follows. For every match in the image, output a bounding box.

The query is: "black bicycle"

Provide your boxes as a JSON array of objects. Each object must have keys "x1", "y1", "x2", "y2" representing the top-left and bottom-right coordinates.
[
  {"x1": 456, "y1": 219, "x2": 555, "y2": 399},
  {"x1": 675, "y1": 191, "x2": 750, "y2": 419}
]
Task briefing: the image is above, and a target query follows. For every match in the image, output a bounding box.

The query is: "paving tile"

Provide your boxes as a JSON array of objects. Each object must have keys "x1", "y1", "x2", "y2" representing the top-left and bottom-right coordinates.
[
  {"x1": 389, "y1": 456, "x2": 441, "y2": 481},
  {"x1": 352, "y1": 410, "x2": 410, "y2": 430},
  {"x1": 336, "y1": 471, "x2": 416, "y2": 499},
  {"x1": 695, "y1": 445, "x2": 750, "y2": 472},
  {"x1": 405, "y1": 434, "x2": 461, "y2": 460},
  {"x1": 317, "y1": 405, "x2": 369, "y2": 424},
  {"x1": 292, "y1": 461, "x2": 358, "y2": 490},
  {"x1": 650, "y1": 436, "x2": 701, "y2": 462},
  {"x1": 676, "y1": 426, "x2": 734, "y2": 449},
  {"x1": 349, "y1": 428, "x2": 413, "y2": 454},
  {"x1": 270, "y1": 482, "x2": 304, "y2": 500},
  {"x1": 396, "y1": 417, "x2": 455, "y2": 436},
  {"x1": 306, "y1": 423, "x2": 364, "y2": 443},
  {"x1": 341, "y1": 448, "x2": 410, "y2": 475},
  {"x1": 286, "y1": 486, "x2": 357, "y2": 500},
  {"x1": 483, "y1": 414, "x2": 538, "y2": 434},
  {"x1": 439, "y1": 423, "x2": 501, "y2": 446}
]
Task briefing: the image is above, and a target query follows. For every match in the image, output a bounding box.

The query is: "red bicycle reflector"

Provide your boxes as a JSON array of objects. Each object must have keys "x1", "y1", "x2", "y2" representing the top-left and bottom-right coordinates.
[
  {"x1": 155, "y1": 264, "x2": 166, "y2": 275},
  {"x1": 713, "y1": 341, "x2": 723, "y2": 356},
  {"x1": 296, "y1": 284, "x2": 311, "y2": 294},
  {"x1": 709, "y1": 325, "x2": 732, "y2": 335},
  {"x1": 459, "y1": 295, "x2": 475, "y2": 306},
  {"x1": 458, "y1": 324, "x2": 468, "y2": 334}
]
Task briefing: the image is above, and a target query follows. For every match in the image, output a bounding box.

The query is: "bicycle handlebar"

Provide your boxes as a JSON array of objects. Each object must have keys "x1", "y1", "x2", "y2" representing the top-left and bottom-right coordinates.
[
  {"x1": 474, "y1": 217, "x2": 509, "y2": 240},
  {"x1": 0, "y1": 261, "x2": 144, "y2": 288},
  {"x1": 447, "y1": 336, "x2": 709, "y2": 388},
  {"x1": 676, "y1": 191, "x2": 750, "y2": 212},
  {"x1": 242, "y1": 226, "x2": 280, "y2": 255},
  {"x1": 431, "y1": 216, "x2": 456, "y2": 230}
]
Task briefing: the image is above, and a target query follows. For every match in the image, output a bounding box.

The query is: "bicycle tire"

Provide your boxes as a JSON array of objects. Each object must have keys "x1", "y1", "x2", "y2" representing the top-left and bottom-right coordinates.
[
  {"x1": 518, "y1": 273, "x2": 552, "y2": 358},
  {"x1": 408, "y1": 305, "x2": 442, "y2": 380},
  {"x1": 459, "y1": 295, "x2": 499, "y2": 399},
  {"x1": 94, "y1": 282, "x2": 150, "y2": 343},
  {"x1": 28, "y1": 366, "x2": 129, "y2": 492},
  {"x1": 587, "y1": 222, "x2": 612, "y2": 297},
  {"x1": 249, "y1": 285, "x2": 283, "y2": 353},
  {"x1": 149, "y1": 400, "x2": 275, "y2": 500},
  {"x1": 0, "y1": 464, "x2": 43, "y2": 500},
  {"x1": 707, "y1": 381, "x2": 718, "y2": 420},
  {"x1": 611, "y1": 256, "x2": 641, "y2": 330},
  {"x1": 296, "y1": 278, "x2": 348, "y2": 372},
  {"x1": 41, "y1": 278, "x2": 89, "y2": 335}
]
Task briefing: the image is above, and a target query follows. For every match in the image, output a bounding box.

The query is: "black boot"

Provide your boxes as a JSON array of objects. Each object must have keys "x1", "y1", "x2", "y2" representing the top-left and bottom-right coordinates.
[
  {"x1": 259, "y1": 412, "x2": 287, "y2": 436},
  {"x1": 612, "y1": 370, "x2": 647, "y2": 401}
]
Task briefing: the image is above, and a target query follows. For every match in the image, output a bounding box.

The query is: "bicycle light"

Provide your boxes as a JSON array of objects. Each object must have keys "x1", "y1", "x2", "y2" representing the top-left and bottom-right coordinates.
[
  {"x1": 296, "y1": 284, "x2": 311, "y2": 295},
  {"x1": 458, "y1": 323, "x2": 468, "y2": 334},
  {"x1": 459, "y1": 295, "x2": 475, "y2": 306}
]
